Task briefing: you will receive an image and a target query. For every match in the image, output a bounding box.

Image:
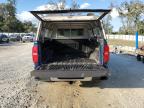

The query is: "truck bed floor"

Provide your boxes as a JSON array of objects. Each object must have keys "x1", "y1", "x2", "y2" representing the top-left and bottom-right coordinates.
[{"x1": 41, "y1": 58, "x2": 99, "y2": 71}]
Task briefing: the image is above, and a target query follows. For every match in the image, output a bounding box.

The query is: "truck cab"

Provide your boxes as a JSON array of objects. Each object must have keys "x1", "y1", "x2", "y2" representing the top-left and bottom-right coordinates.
[{"x1": 31, "y1": 9, "x2": 111, "y2": 81}]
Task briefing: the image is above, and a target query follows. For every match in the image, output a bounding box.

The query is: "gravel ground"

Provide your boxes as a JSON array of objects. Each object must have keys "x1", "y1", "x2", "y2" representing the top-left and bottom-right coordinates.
[
  {"x1": 0, "y1": 43, "x2": 38, "y2": 108},
  {"x1": 0, "y1": 42, "x2": 144, "y2": 108}
]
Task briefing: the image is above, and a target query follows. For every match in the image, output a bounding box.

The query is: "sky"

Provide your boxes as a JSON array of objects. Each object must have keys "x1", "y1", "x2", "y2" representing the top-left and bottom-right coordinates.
[{"x1": 0, "y1": 0, "x2": 128, "y2": 31}]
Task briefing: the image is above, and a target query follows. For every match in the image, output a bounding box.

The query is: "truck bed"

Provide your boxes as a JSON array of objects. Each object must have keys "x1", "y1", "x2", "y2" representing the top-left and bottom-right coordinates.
[
  {"x1": 31, "y1": 39, "x2": 109, "y2": 81},
  {"x1": 41, "y1": 58, "x2": 98, "y2": 71}
]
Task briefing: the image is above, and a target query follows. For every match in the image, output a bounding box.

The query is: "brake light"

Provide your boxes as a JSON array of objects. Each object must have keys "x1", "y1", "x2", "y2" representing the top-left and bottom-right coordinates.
[
  {"x1": 32, "y1": 46, "x2": 38, "y2": 64},
  {"x1": 103, "y1": 44, "x2": 109, "y2": 63}
]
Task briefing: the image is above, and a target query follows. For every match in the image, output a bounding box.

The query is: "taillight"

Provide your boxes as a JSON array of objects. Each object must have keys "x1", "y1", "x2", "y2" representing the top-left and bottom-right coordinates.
[
  {"x1": 32, "y1": 45, "x2": 38, "y2": 64},
  {"x1": 103, "y1": 44, "x2": 109, "y2": 63}
]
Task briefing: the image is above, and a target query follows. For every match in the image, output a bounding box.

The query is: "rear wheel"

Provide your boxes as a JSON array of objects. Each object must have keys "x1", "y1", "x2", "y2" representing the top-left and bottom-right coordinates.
[
  {"x1": 92, "y1": 76, "x2": 108, "y2": 82},
  {"x1": 137, "y1": 55, "x2": 141, "y2": 61},
  {"x1": 6, "y1": 39, "x2": 9, "y2": 43},
  {"x1": 91, "y1": 77, "x2": 103, "y2": 84},
  {"x1": 100, "y1": 76, "x2": 108, "y2": 80}
]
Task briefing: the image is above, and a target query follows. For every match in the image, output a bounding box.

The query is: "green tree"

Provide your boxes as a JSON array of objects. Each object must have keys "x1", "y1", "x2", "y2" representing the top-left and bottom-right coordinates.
[
  {"x1": 103, "y1": 15, "x2": 113, "y2": 34},
  {"x1": 47, "y1": 0, "x2": 80, "y2": 9},
  {"x1": 48, "y1": 0, "x2": 66, "y2": 9},
  {"x1": 0, "y1": 0, "x2": 36, "y2": 33},
  {"x1": 4, "y1": 0, "x2": 18, "y2": 32},
  {"x1": 103, "y1": 2, "x2": 114, "y2": 34},
  {"x1": 118, "y1": 0, "x2": 144, "y2": 35},
  {"x1": 138, "y1": 20, "x2": 144, "y2": 35},
  {"x1": 23, "y1": 21, "x2": 36, "y2": 33},
  {"x1": 0, "y1": 3, "x2": 5, "y2": 32}
]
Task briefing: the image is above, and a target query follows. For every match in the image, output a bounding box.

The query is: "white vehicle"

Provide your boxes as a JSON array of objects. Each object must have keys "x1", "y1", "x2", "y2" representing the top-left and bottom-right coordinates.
[{"x1": 22, "y1": 35, "x2": 33, "y2": 43}]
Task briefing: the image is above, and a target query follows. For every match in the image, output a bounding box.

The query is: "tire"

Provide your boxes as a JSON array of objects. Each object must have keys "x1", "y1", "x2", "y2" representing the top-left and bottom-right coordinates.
[
  {"x1": 91, "y1": 77, "x2": 102, "y2": 84},
  {"x1": 137, "y1": 55, "x2": 141, "y2": 61},
  {"x1": 92, "y1": 76, "x2": 109, "y2": 81},
  {"x1": 100, "y1": 76, "x2": 108, "y2": 80},
  {"x1": 34, "y1": 77, "x2": 51, "y2": 82},
  {"x1": 7, "y1": 39, "x2": 9, "y2": 43}
]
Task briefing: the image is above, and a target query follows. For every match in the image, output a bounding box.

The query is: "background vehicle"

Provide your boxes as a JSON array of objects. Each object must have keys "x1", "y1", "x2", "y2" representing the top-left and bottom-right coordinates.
[
  {"x1": 0, "y1": 34, "x2": 9, "y2": 43},
  {"x1": 22, "y1": 35, "x2": 33, "y2": 43},
  {"x1": 31, "y1": 9, "x2": 111, "y2": 81},
  {"x1": 136, "y1": 45, "x2": 144, "y2": 63},
  {"x1": 9, "y1": 35, "x2": 22, "y2": 42}
]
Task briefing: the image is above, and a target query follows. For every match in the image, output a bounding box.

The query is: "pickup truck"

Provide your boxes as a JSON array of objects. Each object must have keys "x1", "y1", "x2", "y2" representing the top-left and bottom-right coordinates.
[{"x1": 30, "y1": 9, "x2": 111, "y2": 81}]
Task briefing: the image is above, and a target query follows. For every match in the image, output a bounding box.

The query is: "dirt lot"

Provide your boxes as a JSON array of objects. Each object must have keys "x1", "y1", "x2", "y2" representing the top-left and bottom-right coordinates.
[{"x1": 0, "y1": 42, "x2": 144, "y2": 108}]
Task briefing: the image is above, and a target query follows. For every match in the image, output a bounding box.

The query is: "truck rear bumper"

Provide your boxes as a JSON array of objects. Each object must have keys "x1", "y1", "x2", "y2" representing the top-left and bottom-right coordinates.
[{"x1": 31, "y1": 67, "x2": 109, "y2": 81}]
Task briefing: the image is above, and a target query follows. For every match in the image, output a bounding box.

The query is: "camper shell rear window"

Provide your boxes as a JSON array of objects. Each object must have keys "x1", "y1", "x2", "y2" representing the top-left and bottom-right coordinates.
[{"x1": 58, "y1": 29, "x2": 84, "y2": 37}]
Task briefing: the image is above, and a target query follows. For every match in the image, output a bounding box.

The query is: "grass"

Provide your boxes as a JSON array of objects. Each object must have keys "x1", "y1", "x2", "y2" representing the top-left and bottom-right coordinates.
[{"x1": 108, "y1": 39, "x2": 144, "y2": 47}]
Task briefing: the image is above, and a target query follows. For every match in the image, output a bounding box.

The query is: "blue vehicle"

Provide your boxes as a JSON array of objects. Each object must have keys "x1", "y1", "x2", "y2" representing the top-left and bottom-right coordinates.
[{"x1": 0, "y1": 34, "x2": 9, "y2": 43}]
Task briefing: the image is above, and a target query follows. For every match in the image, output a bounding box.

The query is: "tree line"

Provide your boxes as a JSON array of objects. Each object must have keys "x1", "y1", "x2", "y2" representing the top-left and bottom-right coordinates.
[
  {"x1": 0, "y1": 0, "x2": 36, "y2": 33},
  {"x1": 118, "y1": 0, "x2": 144, "y2": 35}
]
